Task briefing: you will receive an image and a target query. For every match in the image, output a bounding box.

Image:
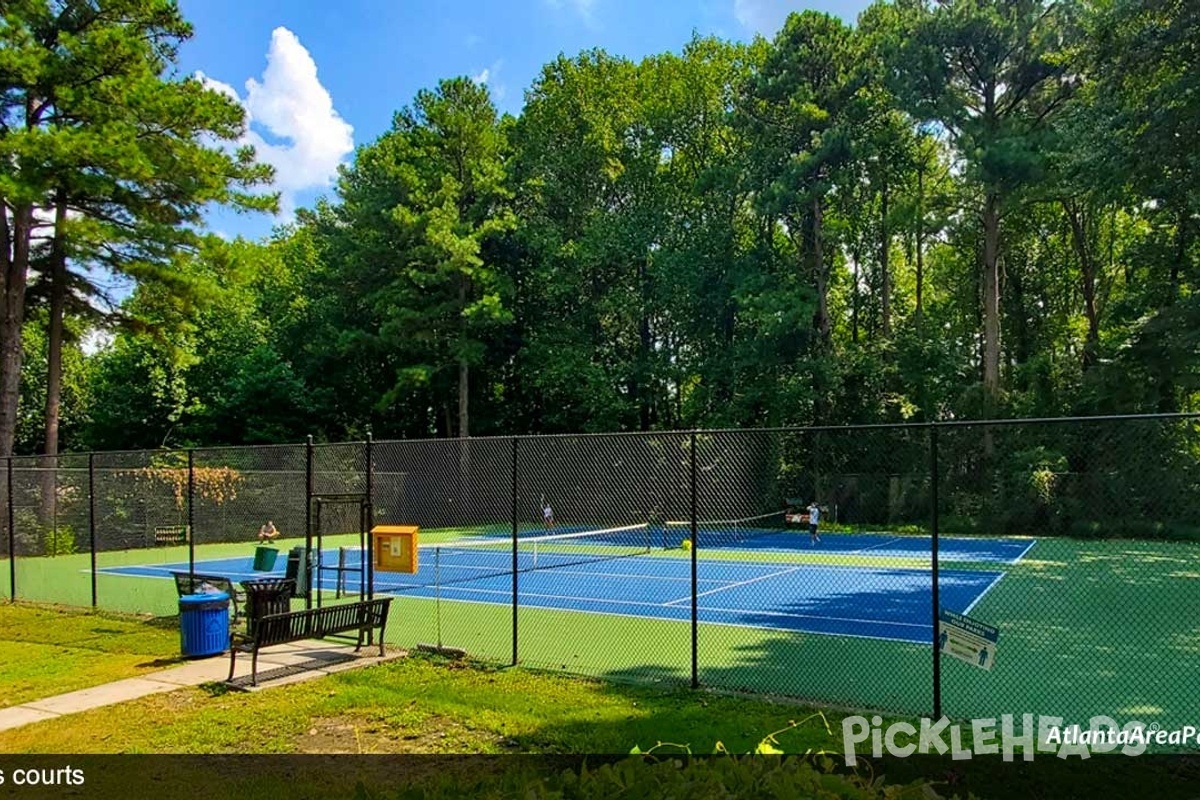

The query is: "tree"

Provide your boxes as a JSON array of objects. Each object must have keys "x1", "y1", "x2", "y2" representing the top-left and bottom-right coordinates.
[
  {"x1": 891, "y1": 0, "x2": 1080, "y2": 402},
  {"x1": 0, "y1": 0, "x2": 273, "y2": 456},
  {"x1": 740, "y1": 12, "x2": 863, "y2": 352},
  {"x1": 1088, "y1": 0, "x2": 1200, "y2": 411},
  {"x1": 511, "y1": 51, "x2": 663, "y2": 432},
  {"x1": 329, "y1": 78, "x2": 512, "y2": 438}
]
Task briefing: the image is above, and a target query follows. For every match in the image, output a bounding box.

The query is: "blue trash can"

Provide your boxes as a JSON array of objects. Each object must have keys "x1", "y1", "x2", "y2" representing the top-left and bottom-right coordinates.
[{"x1": 179, "y1": 592, "x2": 230, "y2": 658}]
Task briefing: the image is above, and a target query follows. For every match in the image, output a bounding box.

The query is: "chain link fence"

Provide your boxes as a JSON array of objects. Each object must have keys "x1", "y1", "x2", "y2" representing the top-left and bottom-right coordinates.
[{"x1": 3, "y1": 413, "x2": 1198, "y2": 739}]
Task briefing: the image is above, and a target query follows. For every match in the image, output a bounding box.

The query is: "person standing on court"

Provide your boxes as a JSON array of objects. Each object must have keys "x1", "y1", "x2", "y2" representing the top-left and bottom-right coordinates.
[
  {"x1": 808, "y1": 501, "x2": 821, "y2": 544},
  {"x1": 542, "y1": 502, "x2": 555, "y2": 530}
]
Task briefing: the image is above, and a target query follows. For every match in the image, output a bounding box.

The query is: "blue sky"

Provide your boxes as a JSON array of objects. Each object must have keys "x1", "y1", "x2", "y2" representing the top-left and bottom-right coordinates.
[{"x1": 176, "y1": 0, "x2": 872, "y2": 241}]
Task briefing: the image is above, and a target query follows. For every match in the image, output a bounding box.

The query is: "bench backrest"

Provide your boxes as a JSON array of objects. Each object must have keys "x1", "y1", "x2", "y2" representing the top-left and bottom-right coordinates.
[{"x1": 253, "y1": 599, "x2": 391, "y2": 647}]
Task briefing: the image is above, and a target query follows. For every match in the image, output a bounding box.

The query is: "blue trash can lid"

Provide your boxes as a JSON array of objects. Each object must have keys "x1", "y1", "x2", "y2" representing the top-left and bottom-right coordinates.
[{"x1": 180, "y1": 592, "x2": 229, "y2": 604}]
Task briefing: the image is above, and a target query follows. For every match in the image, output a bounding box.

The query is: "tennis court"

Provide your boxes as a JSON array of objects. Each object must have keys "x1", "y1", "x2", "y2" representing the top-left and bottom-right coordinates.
[{"x1": 97, "y1": 523, "x2": 1017, "y2": 645}]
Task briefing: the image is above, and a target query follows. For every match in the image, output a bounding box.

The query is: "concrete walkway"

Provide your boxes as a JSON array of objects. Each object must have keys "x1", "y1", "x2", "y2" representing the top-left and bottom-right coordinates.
[{"x1": 0, "y1": 640, "x2": 403, "y2": 734}]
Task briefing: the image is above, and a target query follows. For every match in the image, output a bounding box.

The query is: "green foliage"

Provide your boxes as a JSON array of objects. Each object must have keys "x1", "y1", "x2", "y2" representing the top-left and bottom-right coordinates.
[
  {"x1": 356, "y1": 752, "x2": 952, "y2": 800},
  {"x1": 62, "y1": 0, "x2": 1200, "y2": 461}
]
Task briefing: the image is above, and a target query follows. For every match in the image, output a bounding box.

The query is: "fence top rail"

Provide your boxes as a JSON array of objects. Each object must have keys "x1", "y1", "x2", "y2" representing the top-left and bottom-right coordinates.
[
  {"x1": 2, "y1": 412, "x2": 1197, "y2": 464},
  {"x1": 191, "y1": 442, "x2": 307, "y2": 454}
]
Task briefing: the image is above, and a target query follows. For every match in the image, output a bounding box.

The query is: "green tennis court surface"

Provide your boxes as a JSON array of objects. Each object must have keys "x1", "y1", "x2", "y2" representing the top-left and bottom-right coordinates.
[{"x1": 4, "y1": 531, "x2": 1199, "y2": 745}]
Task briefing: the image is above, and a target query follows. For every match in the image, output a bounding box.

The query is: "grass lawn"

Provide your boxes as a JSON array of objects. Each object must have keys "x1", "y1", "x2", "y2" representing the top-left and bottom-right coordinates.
[
  {"x1": 0, "y1": 603, "x2": 181, "y2": 707},
  {"x1": 8, "y1": 532, "x2": 1200, "y2": 739},
  {"x1": 1, "y1": 602, "x2": 1198, "y2": 800},
  {"x1": 0, "y1": 647, "x2": 861, "y2": 755}
]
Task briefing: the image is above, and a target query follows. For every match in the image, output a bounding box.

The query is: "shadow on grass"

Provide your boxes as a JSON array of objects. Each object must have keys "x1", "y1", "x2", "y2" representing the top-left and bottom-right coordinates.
[{"x1": 138, "y1": 657, "x2": 185, "y2": 669}]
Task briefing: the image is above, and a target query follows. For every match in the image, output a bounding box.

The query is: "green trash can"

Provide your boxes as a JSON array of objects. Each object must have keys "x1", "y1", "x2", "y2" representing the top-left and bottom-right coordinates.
[{"x1": 253, "y1": 545, "x2": 279, "y2": 572}]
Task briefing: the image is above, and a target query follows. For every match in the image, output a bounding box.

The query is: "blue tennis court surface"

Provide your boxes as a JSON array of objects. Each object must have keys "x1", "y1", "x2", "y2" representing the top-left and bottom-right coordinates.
[
  {"x1": 501, "y1": 524, "x2": 1034, "y2": 563},
  {"x1": 708, "y1": 532, "x2": 1035, "y2": 563},
  {"x1": 99, "y1": 544, "x2": 1009, "y2": 644}
]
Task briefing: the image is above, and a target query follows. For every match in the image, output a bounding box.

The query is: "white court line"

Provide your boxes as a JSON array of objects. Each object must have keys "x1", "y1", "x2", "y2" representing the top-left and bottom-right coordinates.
[
  {"x1": 692, "y1": 604, "x2": 930, "y2": 629},
  {"x1": 510, "y1": 567, "x2": 723, "y2": 584},
  {"x1": 963, "y1": 571, "x2": 1007, "y2": 614},
  {"x1": 662, "y1": 566, "x2": 803, "y2": 606},
  {"x1": 848, "y1": 536, "x2": 904, "y2": 555},
  {"x1": 731, "y1": 534, "x2": 1037, "y2": 564},
  {"x1": 415, "y1": 583, "x2": 932, "y2": 632},
  {"x1": 379, "y1": 583, "x2": 671, "y2": 610},
  {"x1": 1008, "y1": 540, "x2": 1037, "y2": 564},
  {"x1": 374, "y1": 590, "x2": 930, "y2": 646}
]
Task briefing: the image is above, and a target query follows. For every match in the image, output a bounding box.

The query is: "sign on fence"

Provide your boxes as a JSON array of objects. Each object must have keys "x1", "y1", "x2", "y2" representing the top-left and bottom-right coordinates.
[{"x1": 938, "y1": 608, "x2": 999, "y2": 671}]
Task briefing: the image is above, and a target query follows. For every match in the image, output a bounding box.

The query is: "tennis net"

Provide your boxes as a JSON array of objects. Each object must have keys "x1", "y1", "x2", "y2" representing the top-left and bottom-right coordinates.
[
  {"x1": 664, "y1": 510, "x2": 790, "y2": 548},
  {"x1": 367, "y1": 523, "x2": 655, "y2": 594}
]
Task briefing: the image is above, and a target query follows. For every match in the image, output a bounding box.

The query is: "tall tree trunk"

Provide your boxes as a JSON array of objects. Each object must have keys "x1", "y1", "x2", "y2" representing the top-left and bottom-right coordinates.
[
  {"x1": 809, "y1": 197, "x2": 830, "y2": 345},
  {"x1": 44, "y1": 189, "x2": 69, "y2": 457},
  {"x1": 981, "y1": 191, "x2": 1002, "y2": 398},
  {"x1": 1155, "y1": 210, "x2": 1189, "y2": 413},
  {"x1": 1169, "y1": 209, "x2": 1187, "y2": 303},
  {"x1": 458, "y1": 360, "x2": 469, "y2": 438},
  {"x1": 0, "y1": 94, "x2": 46, "y2": 458},
  {"x1": 457, "y1": 277, "x2": 469, "y2": 438},
  {"x1": 0, "y1": 203, "x2": 34, "y2": 458},
  {"x1": 638, "y1": 314, "x2": 651, "y2": 431},
  {"x1": 1063, "y1": 199, "x2": 1100, "y2": 371},
  {"x1": 638, "y1": 256, "x2": 652, "y2": 432},
  {"x1": 915, "y1": 161, "x2": 925, "y2": 330},
  {"x1": 39, "y1": 191, "x2": 70, "y2": 526},
  {"x1": 880, "y1": 184, "x2": 891, "y2": 337},
  {"x1": 851, "y1": 243, "x2": 860, "y2": 344}
]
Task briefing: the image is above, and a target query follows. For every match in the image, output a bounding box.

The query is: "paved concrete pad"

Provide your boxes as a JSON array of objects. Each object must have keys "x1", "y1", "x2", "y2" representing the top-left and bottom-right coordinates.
[
  {"x1": 23, "y1": 677, "x2": 178, "y2": 715},
  {"x1": 0, "y1": 706, "x2": 59, "y2": 733}
]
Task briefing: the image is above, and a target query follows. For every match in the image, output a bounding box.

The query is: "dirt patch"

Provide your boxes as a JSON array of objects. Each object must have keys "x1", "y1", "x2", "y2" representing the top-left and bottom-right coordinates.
[{"x1": 293, "y1": 714, "x2": 520, "y2": 754}]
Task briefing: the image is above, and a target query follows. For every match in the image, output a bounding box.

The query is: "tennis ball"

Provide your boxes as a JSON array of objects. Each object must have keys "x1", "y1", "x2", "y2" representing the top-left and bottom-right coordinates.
[{"x1": 681, "y1": 538, "x2": 692, "y2": 551}]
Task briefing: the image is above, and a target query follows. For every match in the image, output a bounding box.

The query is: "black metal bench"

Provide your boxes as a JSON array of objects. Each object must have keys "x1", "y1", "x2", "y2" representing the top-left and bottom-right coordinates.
[
  {"x1": 171, "y1": 572, "x2": 247, "y2": 626},
  {"x1": 226, "y1": 598, "x2": 392, "y2": 686}
]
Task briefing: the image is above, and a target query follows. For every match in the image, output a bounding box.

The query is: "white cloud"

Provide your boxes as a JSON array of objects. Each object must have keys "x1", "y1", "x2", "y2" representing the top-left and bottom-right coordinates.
[
  {"x1": 544, "y1": 0, "x2": 597, "y2": 24},
  {"x1": 197, "y1": 27, "x2": 354, "y2": 218},
  {"x1": 733, "y1": 0, "x2": 803, "y2": 35},
  {"x1": 472, "y1": 61, "x2": 507, "y2": 104}
]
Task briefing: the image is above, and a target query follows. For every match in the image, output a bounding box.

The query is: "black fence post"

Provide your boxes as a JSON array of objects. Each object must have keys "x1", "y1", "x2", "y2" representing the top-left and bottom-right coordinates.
[
  {"x1": 930, "y1": 421, "x2": 942, "y2": 720},
  {"x1": 187, "y1": 449, "x2": 195, "y2": 578},
  {"x1": 7, "y1": 457, "x2": 14, "y2": 602},
  {"x1": 366, "y1": 432, "x2": 374, "y2": 601},
  {"x1": 690, "y1": 430, "x2": 699, "y2": 690},
  {"x1": 511, "y1": 436, "x2": 519, "y2": 667},
  {"x1": 305, "y1": 435, "x2": 314, "y2": 610},
  {"x1": 89, "y1": 453, "x2": 97, "y2": 608}
]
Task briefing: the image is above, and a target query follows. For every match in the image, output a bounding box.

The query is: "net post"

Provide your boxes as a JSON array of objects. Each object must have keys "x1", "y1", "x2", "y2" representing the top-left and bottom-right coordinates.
[
  {"x1": 690, "y1": 430, "x2": 699, "y2": 690},
  {"x1": 89, "y1": 452, "x2": 97, "y2": 608},
  {"x1": 6, "y1": 457, "x2": 12, "y2": 601},
  {"x1": 187, "y1": 449, "x2": 195, "y2": 579},
  {"x1": 511, "y1": 436, "x2": 519, "y2": 667},
  {"x1": 305, "y1": 434, "x2": 314, "y2": 610},
  {"x1": 315, "y1": 498, "x2": 323, "y2": 610},
  {"x1": 336, "y1": 547, "x2": 344, "y2": 599},
  {"x1": 930, "y1": 421, "x2": 942, "y2": 720},
  {"x1": 365, "y1": 432, "x2": 373, "y2": 601},
  {"x1": 435, "y1": 546, "x2": 443, "y2": 649}
]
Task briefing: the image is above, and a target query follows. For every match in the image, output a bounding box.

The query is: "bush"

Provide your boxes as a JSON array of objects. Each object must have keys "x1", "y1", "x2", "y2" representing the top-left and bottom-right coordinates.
[{"x1": 353, "y1": 754, "x2": 957, "y2": 800}]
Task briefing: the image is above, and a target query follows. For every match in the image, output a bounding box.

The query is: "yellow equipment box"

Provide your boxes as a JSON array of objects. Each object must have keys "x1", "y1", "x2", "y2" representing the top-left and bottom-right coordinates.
[{"x1": 371, "y1": 525, "x2": 419, "y2": 573}]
